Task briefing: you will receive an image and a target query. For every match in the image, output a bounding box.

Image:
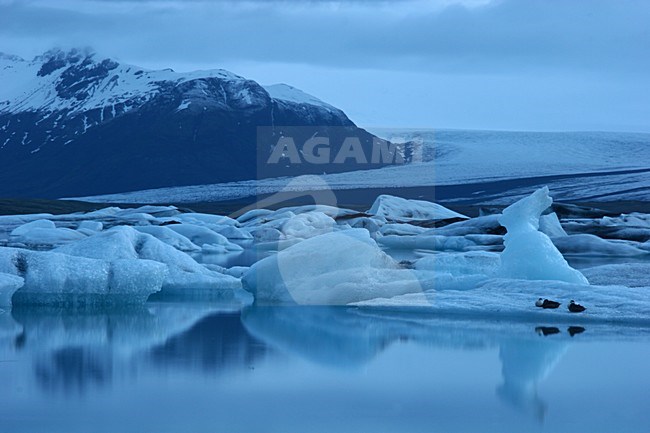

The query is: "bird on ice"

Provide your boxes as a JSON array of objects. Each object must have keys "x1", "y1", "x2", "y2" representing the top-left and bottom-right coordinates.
[
  {"x1": 535, "y1": 298, "x2": 561, "y2": 309},
  {"x1": 568, "y1": 300, "x2": 586, "y2": 313}
]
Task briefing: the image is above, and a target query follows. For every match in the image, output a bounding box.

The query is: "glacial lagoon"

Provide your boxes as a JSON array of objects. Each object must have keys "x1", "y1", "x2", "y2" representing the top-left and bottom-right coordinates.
[
  {"x1": 1, "y1": 303, "x2": 649, "y2": 433},
  {"x1": 1, "y1": 189, "x2": 650, "y2": 432}
]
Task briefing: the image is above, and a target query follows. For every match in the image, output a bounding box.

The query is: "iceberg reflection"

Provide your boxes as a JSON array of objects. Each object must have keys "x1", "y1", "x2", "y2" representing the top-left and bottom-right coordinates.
[
  {"x1": 1, "y1": 303, "x2": 573, "y2": 418},
  {"x1": 242, "y1": 306, "x2": 572, "y2": 421}
]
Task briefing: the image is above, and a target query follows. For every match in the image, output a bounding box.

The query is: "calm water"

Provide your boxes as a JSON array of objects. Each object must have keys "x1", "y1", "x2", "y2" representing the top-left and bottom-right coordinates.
[{"x1": 0, "y1": 302, "x2": 648, "y2": 433}]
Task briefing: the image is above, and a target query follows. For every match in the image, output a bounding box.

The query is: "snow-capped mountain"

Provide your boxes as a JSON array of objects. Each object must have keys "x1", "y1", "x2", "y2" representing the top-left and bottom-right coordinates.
[{"x1": 0, "y1": 49, "x2": 387, "y2": 198}]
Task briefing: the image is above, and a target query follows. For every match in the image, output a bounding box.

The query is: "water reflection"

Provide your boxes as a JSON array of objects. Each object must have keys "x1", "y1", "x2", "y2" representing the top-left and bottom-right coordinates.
[
  {"x1": 148, "y1": 313, "x2": 270, "y2": 372},
  {"x1": 35, "y1": 346, "x2": 113, "y2": 394},
  {"x1": 243, "y1": 307, "x2": 579, "y2": 421},
  {"x1": 498, "y1": 339, "x2": 567, "y2": 422},
  {"x1": 1, "y1": 303, "x2": 586, "y2": 421}
]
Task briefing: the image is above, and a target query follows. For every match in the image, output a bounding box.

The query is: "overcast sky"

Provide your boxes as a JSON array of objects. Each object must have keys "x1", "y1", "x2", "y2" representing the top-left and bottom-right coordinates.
[{"x1": 1, "y1": 0, "x2": 649, "y2": 132}]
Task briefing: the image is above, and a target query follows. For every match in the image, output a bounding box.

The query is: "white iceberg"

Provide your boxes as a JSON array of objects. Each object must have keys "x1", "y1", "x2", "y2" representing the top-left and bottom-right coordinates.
[
  {"x1": 539, "y1": 212, "x2": 567, "y2": 237},
  {"x1": 135, "y1": 225, "x2": 202, "y2": 252},
  {"x1": 167, "y1": 224, "x2": 243, "y2": 251},
  {"x1": 368, "y1": 194, "x2": 468, "y2": 223},
  {"x1": 55, "y1": 226, "x2": 240, "y2": 293},
  {"x1": 176, "y1": 213, "x2": 238, "y2": 227},
  {"x1": 10, "y1": 219, "x2": 56, "y2": 236},
  {"x1": 281, "y1": 211, "x2": 337, "y2": 240},
  {"x1": 242, "y1": 229, "x2": 423, "y2": 305},
  {"x1": 10, "y1": 219, "x2": 86, "y2": 247},
  {"x1": 77, "y1": 221, "x2": 104, "y2": 232},
  {"x1": 498, "y1": 187, "x2": 588, "y2": 284}
]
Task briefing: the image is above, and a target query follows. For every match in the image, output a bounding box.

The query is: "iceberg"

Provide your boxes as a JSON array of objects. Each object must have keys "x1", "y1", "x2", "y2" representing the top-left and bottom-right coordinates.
[
  {"x1": 167, "y1": 224, "x2": 244, "y2": 251},
  {"x1": 415, "y1": 251, "x2": 501, "y2": 277},
  {"x1": 242, "y1": 229, "x2": 423, "y2": 305},
  {"x1": 355, "y1": 278, "x2": 650, "y2": 324},
  {"x1": 0, "y1": 272, "x2": 24, "y2": 307},
  {"x1": 281, "y1": 211, "x2": 337, "y2": 240},
  {"x1": 582, "y1": 263, "x2": 650, "y2": 287},
  {"x1": 539, "y1": 212, "x2": 567, "y2": 237},
  {"x1": 368, "y1": 194, "x2": 468, "y2": 223},
  {"x1": 176, "y1": 213, "x2": 238, "y2": 227},
  {"x1": 135, "y1": 225, "x2": 202, "y2": 252},
  {"x1": 551, "y1": 234, "x2": 647, "y2": 257},
  {"x1": 10, "y1": 219, "x2": 56, "y2": 236},
  {"x1": 10, "y1": 219, "x2": 86, "y2": 248},
  {"x1": 55, "y1": 226, "x2": 241, "y2": 293},
  {"x1": 0, "y1": 247, "x2": 165, "y2": 305},
  {"x1": 498, "y1": 187, "x2": 588, "y2": 284}
]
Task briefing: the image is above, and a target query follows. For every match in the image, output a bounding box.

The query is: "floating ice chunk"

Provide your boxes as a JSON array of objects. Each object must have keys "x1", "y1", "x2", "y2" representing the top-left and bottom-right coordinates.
[
  {"x1": 379, "y1": 223, "x2": 427, "y2": 236},
  {"x1": 378, "y1": 234, "x2": 488, "y2": 251},
  {"x1": 582, "y1": 263, "x2": 650, "y2": 287},
  {"x1": 117, "y1": 205, "x2": 180, "y2": 218},
  {"x1": 168, "y1": 224, "x2": 243, "y2": 251},
  {"x1": 10, "y1": 219, "x2": 87, "y2": 247},
  {"x1": 355, "y1": 278, "x2": 650, "y2": 324},
  {"x1": 212, "y1": 225, "x2": 253, "y2": 240},
  {"x1": 78, "y1": 221, "x2": 103, "y2": 232},
  {"x1": 201, "y1": 244, "x2": 229, "y2": 254},
  {"x1": 434, "y1": 214, "x2": 505, "y2": 236},
  {"x1": 281, "y1": 212, "x2": 336, "y2": 240},
  {"x1": 0, "y1": 272, "x2": 24, "y2": 307},
  {"x1": 54, "y1": 226, "x2": 139, "y2": 260},
  {"x1": 498, "y1": 187, "x2": 588, "y2": 284},
  {"x1": 278, "y1": 204, "x2": 359, "y2": 219},
  {"x1": 236, "y1": 209, "x2": 274, "y2": 225},
  {"x1": 551, "y1": 234, "x2": 647, "y2": 257},
  {"x1": 539, "y1": 212, "x2": 567, "y2": 237},
  {"x1": 0, "y1": 247, "x2": 165, "y2": 305},
  {"x1": 368, "y1": 195, "x2": 468, "y2": 223},
  {"x1": 176, "y1": 213, "x2": 238, "y2": 227},
  {"x1": 248, "y1": 226, "x2": 284, "y2": 242},
  {"x1": 345, "y1": 216, "x2": 383, "y2": 235},
  {"x1": 0, "y1": 214, "x2": 54, "y2": 229},
  {"x1": 55, "y1": 226, "x2": 240, "y2": 293},
  {"x1": 242, "y1": 229, "x2": 423, "y2": 305},
  {"x1": 223, "y1": 266, "x2": 249, "y2": 278},
  {"x1": 11, "y1": 219, "x2": 56, "y2": 236},
  {"x1": 415, "y1": 251, "x2": 501, "y2": 277},
  {"x1": 135, "y1": 226, "x2": 202, "y2": 252}
]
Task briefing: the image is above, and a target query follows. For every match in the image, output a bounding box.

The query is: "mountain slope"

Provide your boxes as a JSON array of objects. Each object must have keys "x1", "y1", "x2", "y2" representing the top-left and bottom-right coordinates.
[{"x1": 0, "y1": 49, "x2": 389, "y2": 198}]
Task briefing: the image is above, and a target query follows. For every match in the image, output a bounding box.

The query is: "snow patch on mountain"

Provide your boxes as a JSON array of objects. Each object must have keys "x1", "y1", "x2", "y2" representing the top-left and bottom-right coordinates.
[
  {"x1": 0, "y1": 48, "x2": 249, "y2": 116},
  {"x1": 264, "y1": 83, "x2": 336, "y2": 111}
]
